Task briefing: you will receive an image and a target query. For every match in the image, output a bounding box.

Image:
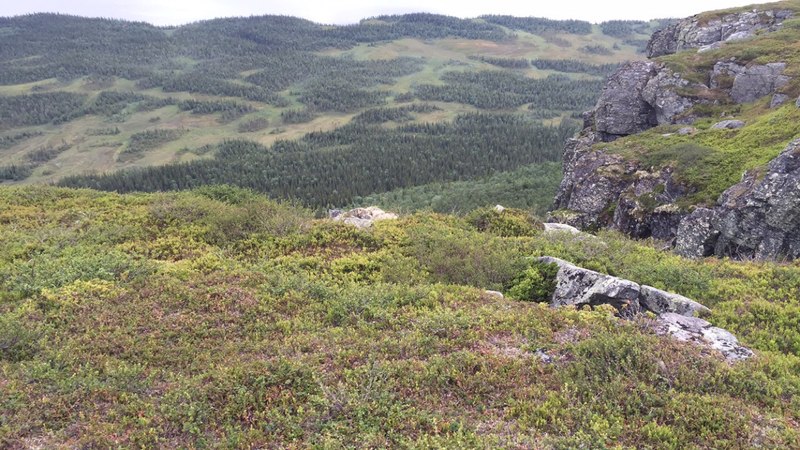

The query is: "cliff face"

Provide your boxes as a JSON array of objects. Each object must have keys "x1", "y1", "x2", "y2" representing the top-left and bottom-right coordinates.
[{"x1": 552, "y1": 4, "x2": 800, "y2": 260}]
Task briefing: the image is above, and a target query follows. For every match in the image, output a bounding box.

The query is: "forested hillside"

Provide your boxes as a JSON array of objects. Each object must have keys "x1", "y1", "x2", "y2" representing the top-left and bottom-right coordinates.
[{"x1": 0, "y1": 12, "x2": 670, "y2": 210}]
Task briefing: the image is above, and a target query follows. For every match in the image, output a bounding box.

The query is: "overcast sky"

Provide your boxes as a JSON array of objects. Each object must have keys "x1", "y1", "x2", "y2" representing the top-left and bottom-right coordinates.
[{"x1": 0, "y1": 0, "x2": 775, "y2": 26}]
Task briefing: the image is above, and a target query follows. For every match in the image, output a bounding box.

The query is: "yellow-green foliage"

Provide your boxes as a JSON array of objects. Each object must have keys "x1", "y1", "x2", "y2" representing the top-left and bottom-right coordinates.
[{"x1": 0, "y1": 186, "x2": 799, "y2": 448}]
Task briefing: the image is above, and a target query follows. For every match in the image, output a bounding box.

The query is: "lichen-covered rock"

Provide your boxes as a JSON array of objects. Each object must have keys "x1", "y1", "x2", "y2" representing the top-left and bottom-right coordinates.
[
  {"x1": 332, "y1": 206, "x2": 398, "y2": 228},
  {"x1": 711, "y1": 119, "x2": 745, "y2": 130},
  {"x1": 611, "y1": 169, "x2": 690, "y2": 240},
  {"x1": 711, "y1": 61, "x2": 790, "y2": 104},
  {"x1": 730, "y1": 63, "x2": 790, "y2": 104},
  {"x1": 594, "y1": 61, "x2": 659, "y2": 140},
  {"x1": 641, "y1": 68, "x2": 697, "y2": 125},
  {"x1": 552, "y1": 131, "x2": 639, "y2": 229},
  {"x1": 675, "y1": 138, "x2": 800, "y2": 260},
  {"x1": 647, "y1": 9, "x2": 793, "y2": 58},
  {"x1": 550, "y1": 6, "x2": 797, "y2": 257},
  {"x1": 655, "y1": 313, "x2": 754, "y2": 362},
  {"x1": 771, "y1": 93, "x2": 790, "y2": 108},
  {"x1": 674, "y1": 208, "x2": 721, "y2": 258},
  {"x1": 537, "y1": 256, "x2": 751, "y2": 361},
  {"x1": 538, "y1": 256, "x2": 641, "y2": 312},
  {"x1": 713, "y1": 138, "x2": 800, "y2": 259},
  {"x1": 639, "y1": 285, "x2": 711, "y2": 317}
]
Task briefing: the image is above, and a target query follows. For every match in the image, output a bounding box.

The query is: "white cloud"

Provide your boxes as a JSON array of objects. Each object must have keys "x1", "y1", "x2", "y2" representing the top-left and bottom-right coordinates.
[{"x1": 1, "y1": 0, "x2": 776, "y2": 26}]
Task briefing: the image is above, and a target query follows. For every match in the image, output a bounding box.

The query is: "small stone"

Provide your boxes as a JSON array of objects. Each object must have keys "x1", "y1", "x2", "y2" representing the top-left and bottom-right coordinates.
[
  {"x1": 770, "y1": 93, "x2": 790, "y2": 108},
  {"x1": 484, "y1": 290, "x2": 504, "y2": 300},
  {"x1": 725, "y1": 31, "x2": 753, "y2": 42},
  {"x1": 711, "y1": 120, "x2": 745, "y2": 130},
  {"x1": 543, "y1": 223, "x2": 581, "y2": 235},
  {"x1": 534, "y1": 349, "x2": 553, "y2": 364},
  {"x1": 677, "y1": 127, "x2": 696, "y2": 135},
  {"x1": 493, "y1": 204, "x2": 505, "y2": 213}
]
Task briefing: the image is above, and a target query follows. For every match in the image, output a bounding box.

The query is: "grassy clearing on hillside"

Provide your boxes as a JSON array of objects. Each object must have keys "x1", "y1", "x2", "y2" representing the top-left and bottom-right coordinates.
[
  {"x1": 599, "y1": 103, "x2": 800, "y2": 206},
  {"x1": 0, "y1": 186, "x2": 799, "y2": 448}
]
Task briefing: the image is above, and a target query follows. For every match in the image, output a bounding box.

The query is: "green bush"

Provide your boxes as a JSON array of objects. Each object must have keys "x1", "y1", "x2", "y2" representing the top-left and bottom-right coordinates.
[
  {"x1": 506, "y1": 260, "x2": 559, "y2": 302},
  {"x1": 466, "y1": 207, "x2": 543, "y2": 237}
]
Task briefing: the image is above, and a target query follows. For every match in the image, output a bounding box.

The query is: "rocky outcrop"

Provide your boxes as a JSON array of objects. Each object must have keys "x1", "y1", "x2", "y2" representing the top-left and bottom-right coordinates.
[
  {"x1": 551, "y1": 5, "x2": 795, "y2": 252},
  {"x1": 538, "y1": 256, "x2": 750, "y2": 362},
  {"x1": 330, "y1": 207, "x2": 398, "y2": 228},
  {"x1": 712, "y1": 61, "x2": 790, "y2": 104},
  {"x1": 647, "y1": 9, "x2": 793, "y2": 58},
  {"x1": 676, "y1": 138, "x2": 800, "y2": 260},
  {"x1": 593, "y1": 61, "x2": 659, "y2": 140}
]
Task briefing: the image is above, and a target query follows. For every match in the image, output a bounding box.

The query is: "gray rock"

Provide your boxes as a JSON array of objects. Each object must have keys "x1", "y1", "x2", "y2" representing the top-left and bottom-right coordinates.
[
  {"x1": 639, "y1": 285, "x2": 711, "y2": 317},
  {"x1": 611, "y1": 169, "x2": 690, "y2": 240},
  {"x1": 594, "y1": 61, "x2": 659, "y2": 139},
  {"x1": 697, "y1": 42, "x2": 723, "y2": 53},
  {"x1": 675, "y1": 208, "x2": 721, "y2": 258},
  {"x1": 655, "y1": 313, "x2": 754, "y2": 362},
  {"x1": 537, "y1": 256, "x2": 751, "y2": 361},
  {"x1": 711, "y1": 120, "x2": 745, "y2": 129},
  {"x1": 647, "y1": 9, "x2": 792, "y2": 58},
  {"x1": 771, "y1": 93, "x2": 790, "y2": 108},
  {"x1": 730, "y1": 62, "x2": 789, "y2": 104},
  {"x1": 647, "y1": 25, "x2": 679, "y2": 58},
  {"x1": 538, "y1": 256, "x2": 641, "y2": 313},
  {"x1": 710, "y1": 61, "x2": 744, "y2": 90},
  {"x1": 484, "y1": 290, "x2": 504, "y2": 300},
  {"x1": 543, "y1": 223, "x2": 581, "y2": 235},
  {"x1": 534, "y1": 349, "x2": 553, "y2": 364},
  {"x1": 641, "y1": 68, "x2": 697, "y2": 125},
  {"x1": 678, "y1": 127, "x2": 696, "y2": 135},
  {"x1": 333, "y1": 206, "x2": 398, "y2": 229},
  {"x1": 674, "y1": 138, "x2": 800, "y2": 260},
  {"x1": 725, "y1": 30, "x2": 753, "y2": 42},
  {"x1": 796, "y1": 96, "x2": 800, "y2": 108},
  {"x1": 551, "y1": 131, "x2": 640, "y2": 229},
  {"x1": 711, "y1": 138, "x2": 800, "y2": 260}
]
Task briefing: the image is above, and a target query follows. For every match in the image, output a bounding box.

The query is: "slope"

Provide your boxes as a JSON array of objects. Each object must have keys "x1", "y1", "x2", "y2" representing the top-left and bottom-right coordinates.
[{"x1": 0, "y1": 185, "x2": 798, "y2": 447}]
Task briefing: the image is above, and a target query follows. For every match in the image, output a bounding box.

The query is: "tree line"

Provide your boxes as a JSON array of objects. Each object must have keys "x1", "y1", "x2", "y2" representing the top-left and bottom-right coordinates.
[{"x1": 60, "y1": 113, "x2": 580, "y2": 207}]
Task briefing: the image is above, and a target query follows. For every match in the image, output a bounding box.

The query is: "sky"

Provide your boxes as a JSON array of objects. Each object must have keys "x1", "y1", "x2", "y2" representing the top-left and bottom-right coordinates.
[{"x1": 0, "y1": 0, "x2": 775, "y2": 26}]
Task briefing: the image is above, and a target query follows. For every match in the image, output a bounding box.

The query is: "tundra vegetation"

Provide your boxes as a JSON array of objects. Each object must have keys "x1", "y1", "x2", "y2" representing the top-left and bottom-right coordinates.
[{"x1": 0, "y1": 186, "x2": 799, "y2": 447}]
